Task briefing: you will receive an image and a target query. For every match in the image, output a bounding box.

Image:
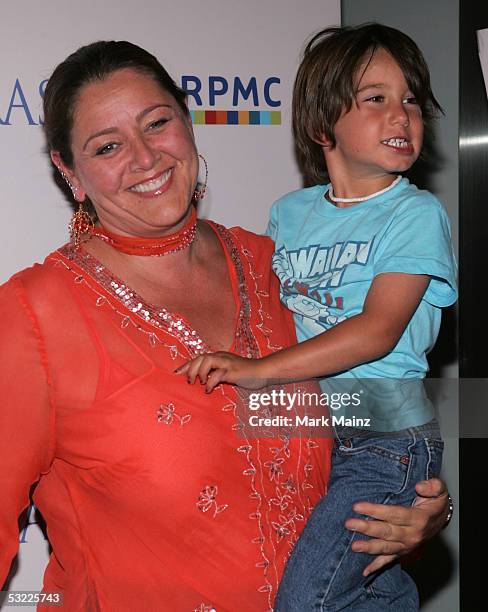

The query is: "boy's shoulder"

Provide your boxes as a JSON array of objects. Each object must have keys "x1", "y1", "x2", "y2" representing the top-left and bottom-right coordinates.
[
  {"x1": 391, "y1": 180, "x2": 446, "y2": 216},
  {"x1": 272, "y1": 184, "x2": 328, "y2": 211}
]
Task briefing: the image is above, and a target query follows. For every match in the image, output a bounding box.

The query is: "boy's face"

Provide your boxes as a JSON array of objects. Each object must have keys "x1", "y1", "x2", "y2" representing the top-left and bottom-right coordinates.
[{"x1": 324, "y1": 48, "x2": 423, "y2": 187}]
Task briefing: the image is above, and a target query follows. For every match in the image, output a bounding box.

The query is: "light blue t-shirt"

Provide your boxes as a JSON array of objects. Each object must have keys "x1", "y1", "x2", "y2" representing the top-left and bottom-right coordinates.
[{"x1": 266, "y1": 178, "x2": 458, "y2": 431}]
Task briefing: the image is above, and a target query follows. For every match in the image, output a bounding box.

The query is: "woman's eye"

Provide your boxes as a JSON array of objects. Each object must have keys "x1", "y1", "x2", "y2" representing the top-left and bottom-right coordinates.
[
  {"x1": 367, "y1": 95, "x2": 384, "y2": 103},
  {"x1": 95, "y1": 143, "x2": 118, "y2": 156},
  {"x1": 147, "y1": 118, "x2": 168, "y2": 130},
  {"x1": 404, "y1": 96, "x2": 418, "y2": 105}
]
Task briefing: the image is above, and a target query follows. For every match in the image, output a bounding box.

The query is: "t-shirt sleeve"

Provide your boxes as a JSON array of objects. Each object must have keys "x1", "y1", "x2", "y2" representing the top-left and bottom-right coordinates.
[
  {"x1": 264, "y1": 201, "x2": 278, "y2": 241},
  {"x1": 373, "y1": 199, "x2": 458, "y2": 307},
  {"x1": 0, "y1": 277, "x2": 55, "y2": 586}
]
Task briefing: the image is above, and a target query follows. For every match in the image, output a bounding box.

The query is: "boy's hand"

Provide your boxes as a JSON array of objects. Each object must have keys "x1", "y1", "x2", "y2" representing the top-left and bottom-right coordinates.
[{"x1": 175, "y1": 352, "x2": 268, "y2": 392}]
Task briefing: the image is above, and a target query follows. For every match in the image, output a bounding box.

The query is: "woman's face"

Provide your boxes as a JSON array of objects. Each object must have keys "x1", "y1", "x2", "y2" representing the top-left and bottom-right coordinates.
[{"x1": 52, "y1": 68, "x2": 198, "y2": 237}]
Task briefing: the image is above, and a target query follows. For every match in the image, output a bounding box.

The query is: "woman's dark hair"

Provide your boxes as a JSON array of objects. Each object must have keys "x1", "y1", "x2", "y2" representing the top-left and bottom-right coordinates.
[
  {"x1": 43, "y1": 40, "x2": 188, "y2": 168},
  {"x1": 292, "y1": 23, "x2": 443, "y2": 185}
]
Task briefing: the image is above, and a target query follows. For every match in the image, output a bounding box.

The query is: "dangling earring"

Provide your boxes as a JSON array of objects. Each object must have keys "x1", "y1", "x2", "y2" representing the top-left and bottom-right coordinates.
[
  {"x1": 192, "y1": 154, "x2": 208, "y2": 202},
  {"x1": 59, "y1": 168, "x2": 93, "y2": 249},
  {"x1": 68, "y1": 202, "x2": 94, "y2": 249}
]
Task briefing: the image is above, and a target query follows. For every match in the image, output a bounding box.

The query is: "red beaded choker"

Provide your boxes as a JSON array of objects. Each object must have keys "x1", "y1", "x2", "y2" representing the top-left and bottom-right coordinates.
[{"x1": 90, "y1": 207, "x2": 197, "y2": 256}]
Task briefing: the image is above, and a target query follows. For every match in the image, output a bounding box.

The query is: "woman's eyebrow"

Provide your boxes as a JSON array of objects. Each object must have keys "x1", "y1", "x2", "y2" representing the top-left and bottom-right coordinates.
[
  {"x1": 136, "y1": 103, "x2": 172, "y2": 121},
  {"x1": 83, "y1": 127, "x2": 118, "y2": 151}
]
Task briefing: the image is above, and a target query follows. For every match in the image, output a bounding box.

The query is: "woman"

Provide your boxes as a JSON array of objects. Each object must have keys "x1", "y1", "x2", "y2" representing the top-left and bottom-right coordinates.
[{"x1": 0, "y1": 41, "x2": 450, "y2": 611}]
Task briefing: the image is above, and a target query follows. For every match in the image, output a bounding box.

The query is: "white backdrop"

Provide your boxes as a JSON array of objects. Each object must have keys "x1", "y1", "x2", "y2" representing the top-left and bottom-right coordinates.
[{"x1": 0, "y1": 0, "x2": 341, "y2": 599}]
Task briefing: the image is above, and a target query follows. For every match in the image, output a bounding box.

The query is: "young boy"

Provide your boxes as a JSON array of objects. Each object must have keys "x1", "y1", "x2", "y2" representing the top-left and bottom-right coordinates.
[{"x1": 180, "y1": 23, "x2": 457, "y2": 610}]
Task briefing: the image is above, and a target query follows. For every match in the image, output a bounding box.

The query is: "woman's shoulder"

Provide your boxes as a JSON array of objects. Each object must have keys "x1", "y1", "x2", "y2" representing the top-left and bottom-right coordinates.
[
  {"x1": 0, "y1": 247, "x2": 69, "y2": 303},
  {"x1": 0, "y1": 262, "x2": 53, "y2": 335},
  {"x1": 228, "y1": 225, "x2": 272, "y2": 244}
]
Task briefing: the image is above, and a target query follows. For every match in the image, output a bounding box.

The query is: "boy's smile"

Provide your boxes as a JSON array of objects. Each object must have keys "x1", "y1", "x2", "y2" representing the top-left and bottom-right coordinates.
[{"x1": 323, "y1": 48, "x2": 423, "y2": 201}]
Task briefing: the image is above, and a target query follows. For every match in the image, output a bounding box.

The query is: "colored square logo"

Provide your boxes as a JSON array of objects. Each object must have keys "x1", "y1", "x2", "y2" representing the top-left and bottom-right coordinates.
[
  {"x1": 191, "y1": 110, "x2": 205, "y2": 125},
  {"x1": 270, "y1": 111, "x2": 281, "y2": 125},
  {"x1": 238, "y1": 111, "x2": 250, "y2": 124},
  {"x1": 190, "y1": 109, "x2": 281, "y2": 125},
  {"x1": 249, "y1": 111, "x2": 260, "y2": 125},
  {"x1": 215, "y1": 110, "x2": 227, "y2": 124}
]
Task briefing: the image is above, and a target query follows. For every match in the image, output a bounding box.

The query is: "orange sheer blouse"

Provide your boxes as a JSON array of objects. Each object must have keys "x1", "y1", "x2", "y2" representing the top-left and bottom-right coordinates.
[{"x1": 0, "y1": 223, "x2": 332, "y2": 611}]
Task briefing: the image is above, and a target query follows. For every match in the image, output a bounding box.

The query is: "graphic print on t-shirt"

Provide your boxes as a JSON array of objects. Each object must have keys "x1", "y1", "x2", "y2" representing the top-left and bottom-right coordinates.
[{"x1": 272, "y1": 238, "x2": 374, "y2": 333}]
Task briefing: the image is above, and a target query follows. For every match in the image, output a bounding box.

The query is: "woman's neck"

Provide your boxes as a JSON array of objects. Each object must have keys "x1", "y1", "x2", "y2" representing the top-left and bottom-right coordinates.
[{"x1": 81, "y1": 219, "x2": 208, "y2": 284}]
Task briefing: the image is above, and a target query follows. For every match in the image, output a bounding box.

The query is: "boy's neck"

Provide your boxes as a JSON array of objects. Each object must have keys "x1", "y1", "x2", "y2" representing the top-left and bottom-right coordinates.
[{"x1": 327, "y1": 171, "x2": 399, "y2": 208}]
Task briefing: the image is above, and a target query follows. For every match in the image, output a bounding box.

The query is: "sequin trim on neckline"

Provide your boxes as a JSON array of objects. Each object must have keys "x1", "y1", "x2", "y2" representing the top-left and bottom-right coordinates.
[{"x1": 56, "y1": 222, "x2": 260, "y2": 360}]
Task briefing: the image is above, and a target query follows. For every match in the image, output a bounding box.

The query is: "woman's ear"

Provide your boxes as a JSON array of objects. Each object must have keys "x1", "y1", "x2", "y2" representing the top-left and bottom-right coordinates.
[
  {"x1": 182, "y1": 98, "x2": 195, "y2": 137},
  {"x1": 50, "y1": 151, "x2": 86, "y2": 202}
]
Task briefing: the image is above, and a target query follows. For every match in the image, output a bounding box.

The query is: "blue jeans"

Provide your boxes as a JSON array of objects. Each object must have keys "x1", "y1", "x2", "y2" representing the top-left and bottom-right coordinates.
[{"x1": 275, "y1": 421, "x2": 443, "y2": 611}]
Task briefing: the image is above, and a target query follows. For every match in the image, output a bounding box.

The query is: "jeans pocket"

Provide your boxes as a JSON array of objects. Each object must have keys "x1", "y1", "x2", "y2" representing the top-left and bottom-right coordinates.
[
  {"x1": 335, "y1": 436, "x2": 411, "y2": 463},
  {"x1": 333, "y1": 441, "x2": 412, "y2": 498}
]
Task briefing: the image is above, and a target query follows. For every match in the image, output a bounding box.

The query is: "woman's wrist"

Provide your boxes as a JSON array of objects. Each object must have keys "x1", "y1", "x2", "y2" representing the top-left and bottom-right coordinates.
[{"x1": 443, "y1": 494, "x2": 454, "y2": 529}]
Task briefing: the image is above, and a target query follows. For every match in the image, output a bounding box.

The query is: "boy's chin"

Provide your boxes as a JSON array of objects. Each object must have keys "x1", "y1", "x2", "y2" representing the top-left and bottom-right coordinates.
[
  {"x1": 388, "y1": 155, "x2": 421, "y2": 174},
  {"x1": 384, "y1": 160, "x2": 417, "y2": 174}
]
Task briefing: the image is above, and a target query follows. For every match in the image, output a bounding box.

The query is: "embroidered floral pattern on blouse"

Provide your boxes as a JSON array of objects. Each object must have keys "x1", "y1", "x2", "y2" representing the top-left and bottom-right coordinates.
[
  {"x1": 194, "y1": 605, "x2": 216, "y2": 612},
  {"x1": 157, "y1": 402, "x2": 191, "y2": 426},
  {"x1": 264, "y1": 458, "x2": 285, "y2": 482},
  {"x1": 211, "y1": 223, "x2": 261, "y2": 359},
  {"x1": 205, "y1": 236, "x2": 320, "y2": 609},
  {"x1": 281, "y1": 475, "x2": 297, "y2": 494},
  {"x1": 196, "y1": 485, "x2": 228, "y2": 518},
  {"x1": 230, "y1": 230, "x2": 283, "y2": 354},
  {"x1": 270, "y1": 486, "x2": 293, "y2": 511},
  {"x1": 52, "y1": 231, "x2": 320, "y2": 612},
  {"x1": 271, "y1": 506, "x2": 305, "y2": 543}
]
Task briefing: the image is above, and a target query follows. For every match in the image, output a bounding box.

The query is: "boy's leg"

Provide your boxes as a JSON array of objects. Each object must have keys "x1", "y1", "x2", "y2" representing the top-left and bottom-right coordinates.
[{"x1": 275, "y1": 429, "x2": 442, "y2": 611}]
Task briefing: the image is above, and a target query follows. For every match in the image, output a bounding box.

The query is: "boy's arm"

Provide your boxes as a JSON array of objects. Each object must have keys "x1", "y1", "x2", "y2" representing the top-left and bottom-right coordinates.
[
  {"x1": 177, "y1": 272, "x2": 429, "y2": 390},
  {"x1": 258, "y1": 271, "x2": 430, "y2": 380}
]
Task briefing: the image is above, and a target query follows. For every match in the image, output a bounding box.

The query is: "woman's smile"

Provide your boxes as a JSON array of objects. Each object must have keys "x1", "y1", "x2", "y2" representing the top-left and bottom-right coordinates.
[{"x1": 128, "y1": 167, "x2": 174, "y2": 197}]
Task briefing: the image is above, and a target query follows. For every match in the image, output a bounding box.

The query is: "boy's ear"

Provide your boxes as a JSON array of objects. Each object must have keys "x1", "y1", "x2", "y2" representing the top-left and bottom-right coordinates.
[{"x1": 313, "y1": 134, "x2": 333, "y2": 149}]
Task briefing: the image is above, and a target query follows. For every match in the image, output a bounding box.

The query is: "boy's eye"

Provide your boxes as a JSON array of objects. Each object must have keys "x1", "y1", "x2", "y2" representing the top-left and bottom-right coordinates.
[
  {"x1": 366, "y1": 95, "x2": 384, "y2": 102},
  {"x1": 404, "y1": 96, "x2": 418, "y2": 105},
  {"x1": 95, "y1": 142, "x2": 118, "y2": 156}
]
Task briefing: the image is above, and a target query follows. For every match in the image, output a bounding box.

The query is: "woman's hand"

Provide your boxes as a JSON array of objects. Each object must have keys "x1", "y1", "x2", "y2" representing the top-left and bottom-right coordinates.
[
  {"x1": 345, "y1": 478, "x2": 450, "y2": 576},
  {"x1": 175, "y1": 352, "x2": 268, "y2": 392}
]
